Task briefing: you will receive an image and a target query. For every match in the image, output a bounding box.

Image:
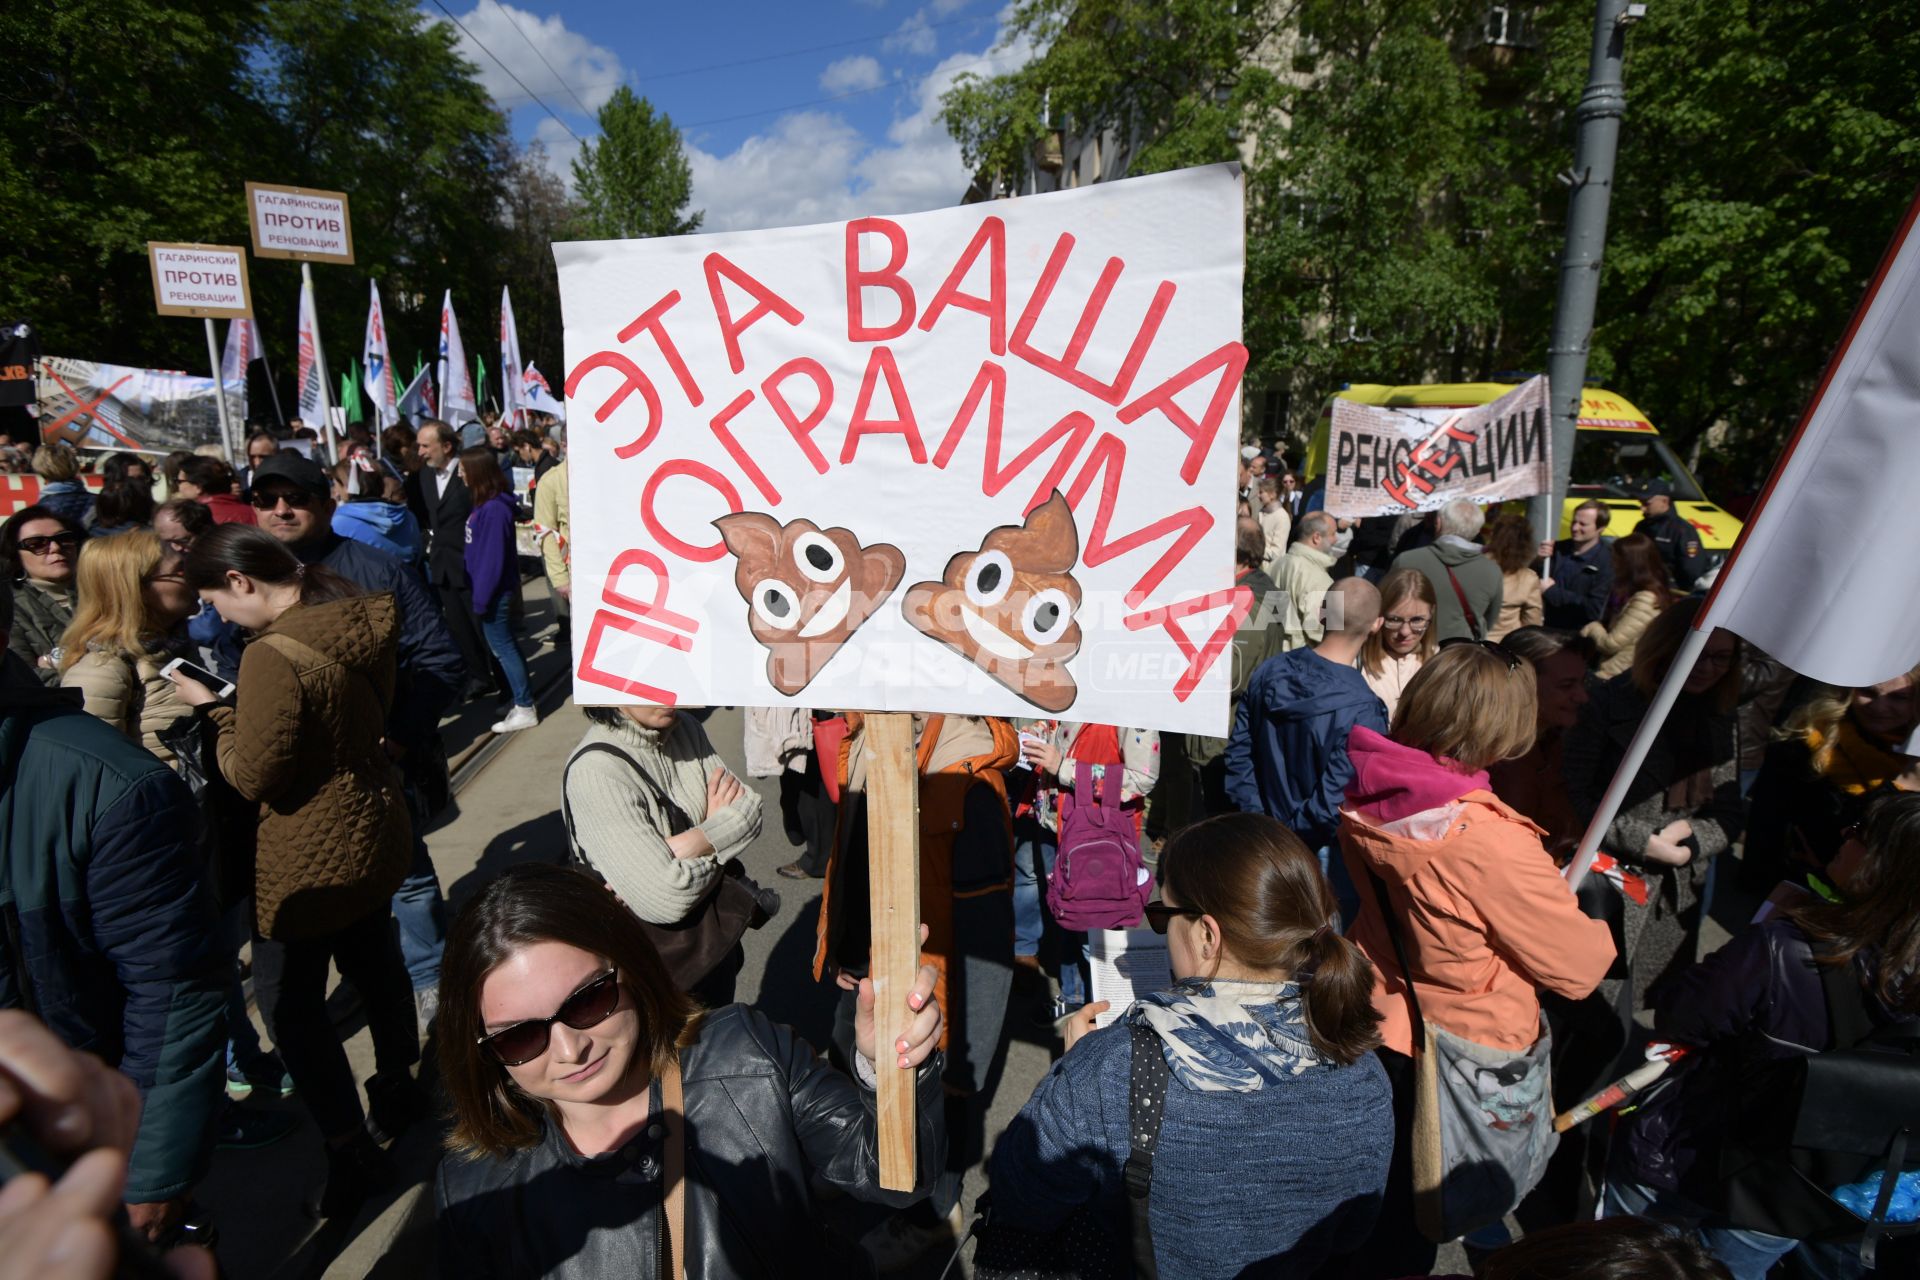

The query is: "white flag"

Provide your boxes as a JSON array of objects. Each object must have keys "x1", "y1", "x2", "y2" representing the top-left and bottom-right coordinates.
[
  {"x1": 220, "y1": 317, "x2": 256, "y2": 423},
  {"x1": 437, "y1": 290, "x2": 477, "y2": 424},
  {"x1": 500, "y1": 286, "x2": 525, "y2": 419},
  {"x1": 363, "y1": 282, "x2": 400, "y2": 428},
  {"x1": 1697, "y1": 192, "x2": 1920, "y2": 688},
  {"x1": 296, "y1": 279, "x2": 326, "y2": 428},
  {"x1": 520, "y1": 361, "x2": 566, "y2": 422}
]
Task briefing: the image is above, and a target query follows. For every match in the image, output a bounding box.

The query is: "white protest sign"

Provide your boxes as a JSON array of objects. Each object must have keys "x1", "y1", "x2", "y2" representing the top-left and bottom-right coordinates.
[
  {"x1": 147, "y1": 243, "x2": 252, "y2": 319},
  {"x1": 1323, "y1": 375, "x2": 1552, "y2": 519},
  {"x1": 245, "y1": 181, "x2": 355, "y2": 263},
  {"x1": 555, "y1": 164, "x2": 1248, "y2": 735}
]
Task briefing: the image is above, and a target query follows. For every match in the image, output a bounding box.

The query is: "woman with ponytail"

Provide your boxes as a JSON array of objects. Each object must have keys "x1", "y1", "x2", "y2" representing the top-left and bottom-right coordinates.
[
  {"x1": 986, "y1": 812, "x2": 1393, "y2": 1276},
  {"x1": 170, "y1": 524, "x2": 427, "y2": 1221}
]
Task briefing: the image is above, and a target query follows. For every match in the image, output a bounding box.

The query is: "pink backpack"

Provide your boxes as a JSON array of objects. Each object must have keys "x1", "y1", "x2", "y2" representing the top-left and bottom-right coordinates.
[{"x1": 1047, "y1": 762, "x2": 1153, "y2": 931}]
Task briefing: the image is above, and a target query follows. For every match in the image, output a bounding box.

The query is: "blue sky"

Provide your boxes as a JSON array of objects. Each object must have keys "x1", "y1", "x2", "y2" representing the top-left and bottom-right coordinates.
[{"x1": 432, "y1": 0, "x2": 1034, "y2": 231}]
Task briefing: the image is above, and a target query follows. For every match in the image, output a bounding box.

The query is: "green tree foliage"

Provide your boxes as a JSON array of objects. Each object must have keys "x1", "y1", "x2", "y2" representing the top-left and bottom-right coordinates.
[
  {"x1": 1556, "y1": 0, "x2": 1920, "y2": 478},
  {"x1": 571, "y1": 88, "x2": 703, "y2": 240},
  {"x1": 943, "y1": 0, "x2": 1920, "y2": 480},
  {"x1": 0, "y1": 0, "x2": 600, "y2": 419}
]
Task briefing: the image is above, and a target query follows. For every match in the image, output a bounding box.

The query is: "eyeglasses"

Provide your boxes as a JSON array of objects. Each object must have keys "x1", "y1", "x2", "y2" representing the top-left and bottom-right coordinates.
[
  {"x1": 1383, "y1": 615, "x2": 1430, "y2": 633},
  {"x1": 161, "y1": 537, "x2": 194, "y2": 554},
  {"x1": 1440, "y1": 636, "x2": 1524, "y2": 673},
  {"x1": 249, "y1": 487, "x2": 316, "y2": 511},
  {"x1": 17, "y1": 533, "x2": 81, "y2": 556},
  {"x1": 1142, "y1": 901, "x2": 1202, "y2": 935},
  {"x1": 476, "y1": 969, "x2": 622, "y2": 1066}
]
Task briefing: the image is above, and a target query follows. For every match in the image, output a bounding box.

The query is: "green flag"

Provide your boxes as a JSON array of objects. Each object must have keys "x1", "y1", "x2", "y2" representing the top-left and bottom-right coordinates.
[
  {"x1": 475, "y1": 353, "x2": 487, "y2": 411},
  {"x1": 340, "y1": 357, "x2": 364, "y2": 425}
]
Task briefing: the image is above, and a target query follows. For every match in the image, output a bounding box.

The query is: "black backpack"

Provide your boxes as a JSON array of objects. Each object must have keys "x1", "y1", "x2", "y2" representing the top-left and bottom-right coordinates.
[{"x1": 1717, "y1": 953, "x2": 1920, "y2": 1266}]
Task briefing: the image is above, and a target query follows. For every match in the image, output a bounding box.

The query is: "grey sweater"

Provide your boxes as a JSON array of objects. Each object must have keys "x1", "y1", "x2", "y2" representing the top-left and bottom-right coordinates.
[{"x1": 563, "y1": 713, "x2": 763, "y2": 926}]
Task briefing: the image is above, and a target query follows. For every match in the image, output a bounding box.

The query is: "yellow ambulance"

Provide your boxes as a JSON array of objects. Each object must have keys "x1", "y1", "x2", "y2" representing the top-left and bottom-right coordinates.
[{"x1": 1301, "y1": 381, "x2": 1743, "y2": 556}]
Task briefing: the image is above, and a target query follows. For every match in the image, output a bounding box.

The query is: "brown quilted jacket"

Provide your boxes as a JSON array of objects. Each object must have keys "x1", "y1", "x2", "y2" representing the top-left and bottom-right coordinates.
[{"x1": 207, "y1": 593, "x2": 411, "y2": 940}]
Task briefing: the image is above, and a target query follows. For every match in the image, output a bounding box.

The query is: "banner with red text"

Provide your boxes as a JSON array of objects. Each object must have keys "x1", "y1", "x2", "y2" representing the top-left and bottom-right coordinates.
[
  {"x1": 1323, "y1": 375, "x2": 1552, "y2": 519},
  {"x1": 554, "y1": 164, "x2": 1247, "y2": 733}
]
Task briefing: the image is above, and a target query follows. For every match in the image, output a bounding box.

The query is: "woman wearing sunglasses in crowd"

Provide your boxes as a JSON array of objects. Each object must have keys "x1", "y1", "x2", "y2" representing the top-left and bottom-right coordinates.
[
  {"x1": 434, "y1": 862, "x2": 947, "y2": 1279},
  {"x1": 1, "y1": 504, "x2": 85, "y2": 684},
  {"x1": 1338, "y1": 641, "x2": 1615, "y2": 1277},
  {"x1": 170, "y1": 524, "x2": 428, "y2": 1220},
  {"x1": 986, "y1": 813, "x2": 1393, "y2": 1276}
]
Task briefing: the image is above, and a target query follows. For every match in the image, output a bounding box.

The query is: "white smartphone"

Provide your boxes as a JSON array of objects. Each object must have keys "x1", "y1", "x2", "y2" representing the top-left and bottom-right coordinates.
[{"x1": 161, "y1": 656, "x2": 236, "y2": 700}]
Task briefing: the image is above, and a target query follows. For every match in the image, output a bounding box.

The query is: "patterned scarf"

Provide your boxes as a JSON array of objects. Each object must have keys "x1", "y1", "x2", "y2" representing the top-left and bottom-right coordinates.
[{"x1": 1129, "y1": 977, "x2": 1328, "y2": 1094}]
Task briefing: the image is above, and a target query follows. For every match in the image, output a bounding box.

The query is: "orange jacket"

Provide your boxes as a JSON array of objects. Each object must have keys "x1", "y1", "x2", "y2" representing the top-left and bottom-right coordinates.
[
  {"x1": 1340, "y1": 790, "x2": 1615, "y2": 1055},
  {"x1": 812, "y1": 715, "x2": 1019, "y2": 1057}
]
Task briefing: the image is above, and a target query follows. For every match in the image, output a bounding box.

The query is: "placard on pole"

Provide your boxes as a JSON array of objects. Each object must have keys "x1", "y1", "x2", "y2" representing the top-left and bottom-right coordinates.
[
  {"x1": 245, "y1": 181, "x2": 354, "y2": 461},
  {"x1": 146, "y1": 242, "x2": 252, "y2": 463}
]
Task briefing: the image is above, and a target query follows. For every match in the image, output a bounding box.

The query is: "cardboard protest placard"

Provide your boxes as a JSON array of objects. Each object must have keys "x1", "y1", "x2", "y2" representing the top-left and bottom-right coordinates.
[
  {"x1": 147, "y1": 243, "x2": 253, "y2": 318},
  {"x1": 1323, "y1": 375, "x2": 1552, "y2": 519},
  {"x1": 554, "y1": 164, "x2": 1249, "y2": 735},
  {"x1": 245, "y1": 181, "x2": 355, "y2": 263}
]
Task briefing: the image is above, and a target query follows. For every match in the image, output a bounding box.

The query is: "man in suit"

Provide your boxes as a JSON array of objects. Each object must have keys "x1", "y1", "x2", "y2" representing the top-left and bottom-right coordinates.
[{"x1": 407, "y1": 418, "x2": 497, "y2": 700}]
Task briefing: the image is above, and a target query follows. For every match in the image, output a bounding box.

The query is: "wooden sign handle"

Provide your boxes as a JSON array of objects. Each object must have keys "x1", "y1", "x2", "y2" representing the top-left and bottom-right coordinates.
[{"x1": 864, "y1": 711, "x2": 921, "y2": 1192}]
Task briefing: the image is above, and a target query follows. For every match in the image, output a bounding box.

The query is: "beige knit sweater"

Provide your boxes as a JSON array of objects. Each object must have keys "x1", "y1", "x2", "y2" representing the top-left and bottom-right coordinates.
[{"x1": 563, "y1": 712, "x2": 763, "y2": 926}]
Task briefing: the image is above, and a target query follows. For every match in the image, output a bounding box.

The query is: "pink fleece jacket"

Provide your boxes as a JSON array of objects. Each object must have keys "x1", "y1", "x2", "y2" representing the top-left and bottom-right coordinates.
[{"x1": 1339, "y1": 727, "x2": 1615, "y2": 1054}]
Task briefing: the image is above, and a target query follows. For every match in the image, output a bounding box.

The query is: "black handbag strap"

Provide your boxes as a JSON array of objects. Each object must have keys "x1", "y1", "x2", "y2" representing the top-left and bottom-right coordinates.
[
  {"x1": 1365, "y1": 868, "x2": 1426, "y2": 1032},
  {"x1": 562, "y1": 742, "x2": 696, "y2": 857},
  {"x1": 1124, "y1": 1019, "x2": 1172, "y2": 1279}
]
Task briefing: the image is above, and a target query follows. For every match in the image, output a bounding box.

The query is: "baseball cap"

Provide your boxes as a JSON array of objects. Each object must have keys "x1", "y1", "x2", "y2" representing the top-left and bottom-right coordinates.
[
  {"x1": 251, "y1": 451, "x2": 330, "y2": 496},
  {"x1": 1641, "y1": 478, "x2": 1674, "y2": 499},
  {"x1": 1241, "y1": 445, "x2": 1260, "y2": 461}
]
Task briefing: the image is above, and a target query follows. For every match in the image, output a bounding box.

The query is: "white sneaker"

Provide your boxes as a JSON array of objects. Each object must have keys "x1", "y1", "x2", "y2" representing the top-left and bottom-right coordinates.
[{"x1": 491, "y1": 705, "x2": 538, "y2": 734}]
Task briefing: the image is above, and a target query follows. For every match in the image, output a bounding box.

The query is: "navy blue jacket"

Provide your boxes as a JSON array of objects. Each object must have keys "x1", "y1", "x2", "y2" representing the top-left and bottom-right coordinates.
[
  {"x1": 1225, "y1": 648, "x2": 1388, "y2": 849},
  {"x1": 0, "y1": 655, "x2": 225, "y2": 1202},
  {"x1": 291, "y1": 532, "x2": 461, "y2": 748},
  {"x1": 1543, "y1": 538, "x2": 1613, "y2": 629}
]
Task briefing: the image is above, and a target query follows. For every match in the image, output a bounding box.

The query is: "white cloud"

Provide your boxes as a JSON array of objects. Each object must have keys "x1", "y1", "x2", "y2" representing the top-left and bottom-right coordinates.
[
  {"x1": 820, "y1": 54, "x2": 886, "y2": 94},
  {"x1": 687, "y1": 19, "x2": 1035, "y2": 233},
  {"x1": 884, "y1": 11, "x2": 938, "y2": 56},
  {"x1": 440, "y1": 4, "x2": 623, "y2": 121}
]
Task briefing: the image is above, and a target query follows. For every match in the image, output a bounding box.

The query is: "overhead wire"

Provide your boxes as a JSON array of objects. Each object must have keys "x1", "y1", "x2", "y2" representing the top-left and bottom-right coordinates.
[
  {"x1": 488, "y1": 0, "x2": 596, "y2": 118},
  {"x1": 427, "y1": 0, "x2": 582, "y2": 142}
]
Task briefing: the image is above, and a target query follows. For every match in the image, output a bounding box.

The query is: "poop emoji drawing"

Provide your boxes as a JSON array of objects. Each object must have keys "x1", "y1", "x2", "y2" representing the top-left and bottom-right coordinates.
[
  {"x1": 904, "y1": 491, "x2": 1084, "y2": 712},
  {"x1": 714, "y1": 514, "x2": 907, "y2": 696}
]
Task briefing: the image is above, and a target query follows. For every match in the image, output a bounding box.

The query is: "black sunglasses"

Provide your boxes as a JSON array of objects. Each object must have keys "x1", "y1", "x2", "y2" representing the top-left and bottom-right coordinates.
[
  {"x1": 17, "y1": 532, "x2": 81, "y2": 555},
  {"x1": 1142, "y1": 901, "x2": 1202, "y2": 935},
  {"x1": 249, "y1": 487, "x2": 318, "y2": 510},
  {"x1": 1440, "y1": 636, "x2": 1523, "y2": 673},
  {"x1": 476, "y1": 969, "x2": 622, "y2": 1066}
]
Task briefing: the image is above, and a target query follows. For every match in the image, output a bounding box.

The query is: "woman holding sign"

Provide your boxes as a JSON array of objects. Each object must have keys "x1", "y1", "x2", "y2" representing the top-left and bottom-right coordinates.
[{"x1": 433, "y1": 862, "x2": 947, "y2": 1278}]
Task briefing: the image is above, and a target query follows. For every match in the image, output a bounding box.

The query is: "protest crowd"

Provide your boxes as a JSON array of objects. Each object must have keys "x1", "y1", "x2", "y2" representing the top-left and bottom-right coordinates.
[{"x1": 1, "y1": 388, "x2": 1916, "y2": 1280}]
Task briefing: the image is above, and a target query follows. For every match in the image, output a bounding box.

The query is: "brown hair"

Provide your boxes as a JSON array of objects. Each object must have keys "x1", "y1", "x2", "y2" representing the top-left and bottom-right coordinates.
[
  {"x1": 1361, "y1": 567, "x2": 1437, "y2": 678},
  {"x1": 458, "y1": 446, "x2": 509, "y2": 507},
  {"x1": 1571, "y1": 498, "x2": 1612, "y2": 532},
  {"x1": 1482, "y1": 512, "x2": 1537, "y2": 575},
  {"x1": 1234, "y1": 516, "x2": 1265, "y2": 569},
  {"x1": 1787, "y1": 791, "x2": 1920, "y2": 1013},
  {"x1": 1157, "y1": 814, "x2": 1383, "y2": 1066},
  {"x1": 1391, "y1": 642, "x2": 1539, "y2": 769},
  {"x1": 1605, "y1": 531, "x2": 1672, "y2": 620},
  {"x1": 30, "y1": 442, "x2": 79, "y2": 482},
  {"x1": 1630, "y1": 596, "x2": 1743, "y2": 713},
  {"x1": 439, "y1": 863, "x2": 703, "y2": 1158},
  {"x1": 1480, "y1": 1217, "x2": 1730, "y2": 1280}
]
